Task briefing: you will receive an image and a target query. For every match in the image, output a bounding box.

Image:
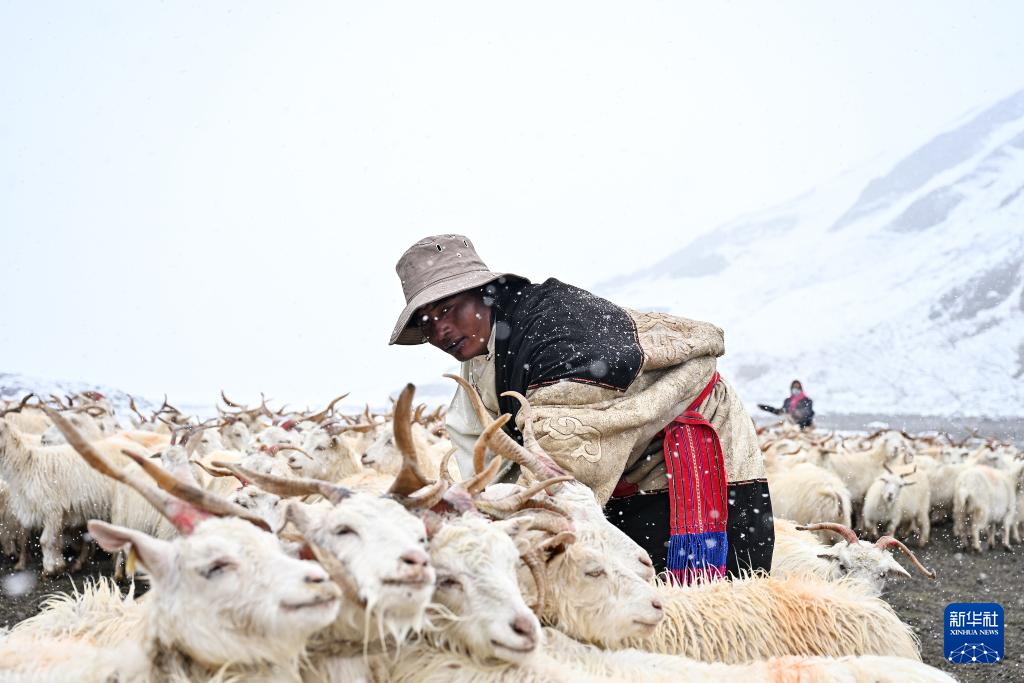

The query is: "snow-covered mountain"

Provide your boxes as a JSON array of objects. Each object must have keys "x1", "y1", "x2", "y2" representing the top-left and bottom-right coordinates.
[
  {"x1": 597, "y1": 89, "x2": 1024, "y2": 418},
  {"x1": 0, "y1": 371, "x2": 162, "y2": 414},
  {"x1": 0, "y1": 372, "x2": 424, "y2": 419}
]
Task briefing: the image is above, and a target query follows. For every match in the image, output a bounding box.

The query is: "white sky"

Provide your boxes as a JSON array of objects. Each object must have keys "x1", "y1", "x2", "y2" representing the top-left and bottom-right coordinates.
[{"x1": 2, "y1": 2, "x2": 1023, "y2": 407}]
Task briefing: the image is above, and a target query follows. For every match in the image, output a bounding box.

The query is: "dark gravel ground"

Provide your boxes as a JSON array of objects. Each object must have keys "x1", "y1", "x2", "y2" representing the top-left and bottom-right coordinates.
[
  {"x1": 882, "y1": 522, "x2": 1022, "y2": 682},
  {"x1": 1, "y1": 524, "x2": 1018, "y2": 682},
  {"x1": 0, "y1": 541, "x2": 130, "y2": 629}
]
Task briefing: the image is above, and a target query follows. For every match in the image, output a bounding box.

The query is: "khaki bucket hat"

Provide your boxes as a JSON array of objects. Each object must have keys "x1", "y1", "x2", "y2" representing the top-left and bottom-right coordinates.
[{"x1": 389, "y1": 235, "x2": 516, "y2": 345}]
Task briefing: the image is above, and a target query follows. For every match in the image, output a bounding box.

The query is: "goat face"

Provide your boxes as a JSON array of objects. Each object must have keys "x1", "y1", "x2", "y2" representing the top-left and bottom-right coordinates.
[
  {"x1": 40, "y1": 414, "x2": 101, "y2": 445},
  {"x1": 290, "y1": 495, "x2": 434, "y2": 635},
  {"x1": 290, "y1": 430, "x2": 357, "y2": 480},
  {"x1": 361, "y1": 422, "x2": 435, "y2": 474},
  {"x1": 360, "y1": 430, "x2": 400, "y2": 472},
  {"x1": 193, "y1": 430, "x2": 225, "y2": 457},
  {"x1": 942, "y1": 447, "x2": 968, "y2": 465},
  {"x1": 547, "y1": 482, "x2": 657, "y2": 581},
  {"x1": 878, "y1": 472, "x2": 910, "y2": 505},
  {"x1": 88, "y1": 517, "x2": 340, "y2": 666},
  {"x1": 255, "y1": 426, "x2": 299, "y2": 450},
  {"x1": 95, "y1": 413, "x2": 121, "y2": 436},
  {"x1": 530, "y1": 529, "x2": 663, "y2": 647},
  {"x1": 230, "y1": 487, "x2": 285, "y2": 531},
  {"x1": 430, "y1": 516, "x2": 540, "y2": 664},
  {"x1": 283, "y1": 441, "x2": 323, "y2": 478},
  {"x1": 879, "y1": 432, "x2": 914, "y2": 465},
  {"x1": 816, "y1": 541, "x2": 910, "y2": 594},
  {"x1": 220, "y1": 421, "x2": 251, "y2": 450},
  {"x1": 238, "y1": 452, "x2": 294, "y2": 479}
]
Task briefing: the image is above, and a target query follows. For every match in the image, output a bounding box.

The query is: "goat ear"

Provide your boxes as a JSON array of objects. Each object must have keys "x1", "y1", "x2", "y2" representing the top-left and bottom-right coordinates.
[
  {"x1": 492, "y1": 517, "x2": 533, "y2": 539},
  {"x1": 420, "y1": 510, "x2": 444, "y2": 539},
  {"x1": 87, "y1": 520, "x2": 175, "y2": 581},
  {"x1": 886, "y1": 562, "x2": 912, "y2": 579},
  {"x1": 285, "y1": 500, "x2": 317, "y2": 536}
]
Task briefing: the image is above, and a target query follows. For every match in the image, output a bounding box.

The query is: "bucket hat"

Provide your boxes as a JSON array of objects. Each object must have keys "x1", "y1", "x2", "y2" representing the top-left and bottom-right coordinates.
[{"x1": 389, "y1": 235, "x2": 517, "y2": 345}]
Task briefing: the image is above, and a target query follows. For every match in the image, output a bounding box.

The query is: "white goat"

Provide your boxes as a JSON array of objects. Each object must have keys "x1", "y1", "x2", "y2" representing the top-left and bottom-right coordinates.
[
  {"x1": 766, "y1": 461, "x2": 852, "y2": 541},
  {"x1": 862, "y1": 465, "x2": 931, "y2": 546},
  {"x1": 0, "y1": 419, "x2": 158, "y2": 574},
  {"x1": 953, "y1": 462, "x2": 1024, "y2": 552},
  {"x1": 771, "y1": 519, "x2": 935, "y2": 595},
  {"x1": 0, "y1": 411, "x2": 341, "y2": 681},
  {"x1": 0, "y1": 517, "x2": 341, "y2": 682}
]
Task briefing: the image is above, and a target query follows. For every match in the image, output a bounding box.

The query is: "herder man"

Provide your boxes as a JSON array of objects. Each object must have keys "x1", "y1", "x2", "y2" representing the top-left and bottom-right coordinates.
[{"x1": 389, "y1": 235, "x2": 773, "y2": 582}]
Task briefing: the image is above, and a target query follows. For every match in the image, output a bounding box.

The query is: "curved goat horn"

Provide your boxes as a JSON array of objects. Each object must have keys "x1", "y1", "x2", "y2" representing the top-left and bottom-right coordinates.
[
  {"x1": 520, "y1": 550, "x2": 548, "y2": 618},
  {"x1": 473, "y1": 413, "x2": 511, "y2": 476},
  {"x1": 500, "y1": 391, "x2": 566, "y2": 477},
  {"x1": 465, "y1": 445, "x2": 504, "y2": 497},
  {"x1": 308, "y1": 540, "x2": 365, "y2": 607},
  {"x1": 41, "y1": 405, "x2": 222, "y2": 535},
  {"x1": 444, "y1": 374, "x2": 566, "y2": 483},
  {"x1": 120, "y1": 450, "x2": 270, "y2": 531},
  {"x1": 796, "y1": 522, "x2": 860, "y2": 545},
  {"x1": 267, "y1": 444, "x2": 312, "y2": 458},
  {"x1": 220, "y1": 390, "x2": 246, "y2": 409},
  {"x1": 303, "y1": 393, "x2": 350, "y2": 424},
  {"x1": 0, "y1": 393, "x2": 36, "y2": 417},
  {"x1": 387, "y1": 384, "x2": 433, "y2": 497},
  {"x1": 875, "y1": 536, "x2": 936, "y2": 579},
  {"x1": 212, "y1": 461, "x2": 351, "y2": 506},
  {"x1": 477, "y1": 476, "x2": 576, "y2": 520},
  {"x1": 530, "y1": 530, "x2": 576, "y2": 555},
  {"x1": 127, "y1": 395, "x2": 149, "y2": 423},
  {"x1": 813, "y1": 430, "x2": 835, "y2": 446}
]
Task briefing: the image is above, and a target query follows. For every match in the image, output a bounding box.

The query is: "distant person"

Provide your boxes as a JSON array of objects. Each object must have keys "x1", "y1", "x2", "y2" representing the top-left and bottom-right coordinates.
[
  {"x1": 759, "y1": 380, "x2": 814, "y2": 429},
  {"x1": 783, "y1": 380, "x2": 814, "y2": 428}
]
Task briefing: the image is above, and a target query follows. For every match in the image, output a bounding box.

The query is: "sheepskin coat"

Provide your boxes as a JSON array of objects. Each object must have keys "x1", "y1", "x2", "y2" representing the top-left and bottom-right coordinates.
[{"x1": 446, "y1": 278, "x2": 765, "y2": 504}]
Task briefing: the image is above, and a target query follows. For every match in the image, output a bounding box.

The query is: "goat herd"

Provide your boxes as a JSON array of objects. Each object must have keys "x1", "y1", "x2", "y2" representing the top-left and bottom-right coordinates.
[{"x1": 0, "y1": 380, "x2": 1016, "y2": 682}]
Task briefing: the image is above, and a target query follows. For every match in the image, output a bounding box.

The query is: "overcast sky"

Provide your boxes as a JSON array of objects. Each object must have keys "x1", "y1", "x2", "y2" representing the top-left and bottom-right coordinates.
[{"x1": 2, "y1": 2, "x2": 1023, "y2": 407}]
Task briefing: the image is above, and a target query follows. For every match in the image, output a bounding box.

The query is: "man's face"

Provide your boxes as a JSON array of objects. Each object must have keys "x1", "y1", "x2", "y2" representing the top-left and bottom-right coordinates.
[{"x1": 418, "y1": 291, "x2": 492, "y2": 361}]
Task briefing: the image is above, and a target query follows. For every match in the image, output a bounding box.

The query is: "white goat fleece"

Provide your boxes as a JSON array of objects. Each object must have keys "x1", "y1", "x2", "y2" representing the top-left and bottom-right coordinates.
[
  {"x1": 0, "y1": 477, "x2": 23, "y2": 559},
  {"x1": 770, "y1": 518, "x2": 911, "y2": 595},
  {"x1": 1, "y1": 409, "x2": 51, "y2": 435},
  {"x1": 385, "y1": 627, "x2": 953, "y2": 683},
  {"x1": 611, "y1": 574, "x2": 919, "y2": 662},
  {"x1": 767, "y1": 462, "x2": 852, "y2": 541},
  {"x1": 916, "y1": 455, "x2": 968, "y2": 522},
  {"x1": 0, "y1": 517, "x2": 342, "y2": 682},
  {"x1": 388, "y1": 510, "x2": 947, "y2": 683},
  {"x1": 481, "y1": 480, "x2": 656, "y2": 583},
  {"x1": 295, "y1": 493, "x2": 436, "y2": 677},
  {"x1": 0, "y1": 422, "x2": 160, "y2": 574},
  {"x1": 361, "y1": 422, "x2": 457, "y2": 481},
  {"x1": 282, "y1": 428, "x2": 364, "y2": 482},
  {"x1": 861, "y1": 467, "x2": 931, "y2": 546},
  {"x1": 814, "y1": 433, "x2": 915, "y2": 509},
  {"x1": 953, "y1": 462, "x2": 1023, "y2": 552}
]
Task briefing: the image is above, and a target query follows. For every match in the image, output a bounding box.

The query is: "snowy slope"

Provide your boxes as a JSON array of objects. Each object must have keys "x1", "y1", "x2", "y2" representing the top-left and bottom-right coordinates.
[
  {"x1": 0, "y1": 372, "x2": 198, "y2": 417},
  {"x1": 0, "y1": 371, "x2": 446, "y2": 419},
  {"x1": 597, "y1": 89, "x2": 1024, "y2": 418}
]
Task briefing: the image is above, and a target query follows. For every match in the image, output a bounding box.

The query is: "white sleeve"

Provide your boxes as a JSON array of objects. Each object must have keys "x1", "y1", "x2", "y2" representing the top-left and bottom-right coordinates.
[{"x1": 445, "y1": 364, "x2": 485, "y2": 480}]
